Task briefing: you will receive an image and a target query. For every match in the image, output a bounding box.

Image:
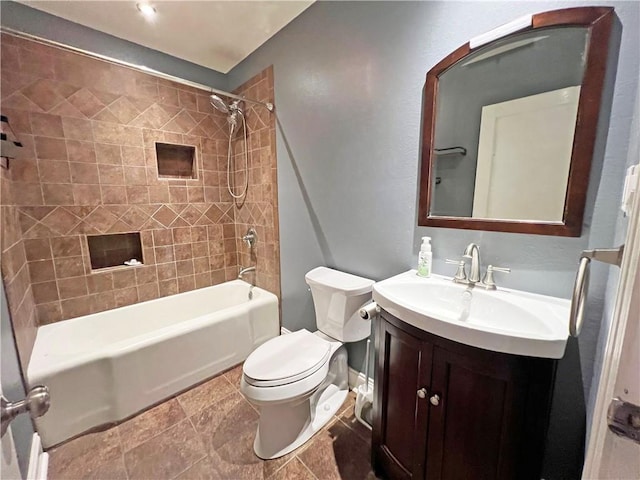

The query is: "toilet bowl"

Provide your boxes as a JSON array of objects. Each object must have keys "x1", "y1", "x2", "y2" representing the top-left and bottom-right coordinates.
[{"x1": 240, "y1": 267, "x2": 374, "y2": 459}]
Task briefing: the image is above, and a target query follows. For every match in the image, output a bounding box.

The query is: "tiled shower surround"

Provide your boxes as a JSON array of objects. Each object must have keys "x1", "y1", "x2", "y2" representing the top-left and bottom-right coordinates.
[
  {"x1": 0, "y1": 33, "x2": 280, "y2": 371},
  {"x1": 232, "y1": 70, "x2": 280, "y2": 295}
]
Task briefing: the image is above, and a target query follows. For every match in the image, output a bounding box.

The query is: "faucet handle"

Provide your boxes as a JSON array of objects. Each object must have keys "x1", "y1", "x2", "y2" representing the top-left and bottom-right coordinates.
[
  {"x1": 242, "y1": 228, "x2": 257, "y2": 248},
  {"x1": 446, "y1": 259, "x2": 467, "y2": 283},
  {"x1": 482, "y1": 265, "x2": 510, "y2": 290},
  {"x1": 489, "y1": 265, "x2": 511, "y2": 273}
]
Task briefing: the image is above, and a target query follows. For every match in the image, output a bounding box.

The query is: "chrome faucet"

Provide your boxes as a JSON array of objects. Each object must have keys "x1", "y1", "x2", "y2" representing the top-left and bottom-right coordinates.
[
  {"x1": 447, "y1": 243, "x2": 511, "y2": 289},
  {"x1": 463, "y1": 243, "x2": 482, "y2": 284},
  {"x1": 238, "y1": 266, "x2": 256, "y2": 280},
  {"x1": 445, "y1": 243, "x2": 481, "y2": 286}
]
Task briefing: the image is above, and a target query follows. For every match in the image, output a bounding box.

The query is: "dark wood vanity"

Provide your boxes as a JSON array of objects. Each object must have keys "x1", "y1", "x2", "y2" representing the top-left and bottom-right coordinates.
[{"x1": 372, "y1": 310, "x2": 557, "y2": 480}]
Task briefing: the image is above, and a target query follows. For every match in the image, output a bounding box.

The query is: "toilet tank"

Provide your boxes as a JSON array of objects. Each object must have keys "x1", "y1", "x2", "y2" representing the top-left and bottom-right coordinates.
[{"x1": 305, "y1": 267, "x2": 375, "y2": 342}]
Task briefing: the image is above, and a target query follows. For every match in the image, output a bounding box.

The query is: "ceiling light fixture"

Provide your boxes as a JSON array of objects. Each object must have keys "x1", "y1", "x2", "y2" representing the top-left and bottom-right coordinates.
[{"x1": 136, "y1": 2, "x2": 156, "y2": 18}]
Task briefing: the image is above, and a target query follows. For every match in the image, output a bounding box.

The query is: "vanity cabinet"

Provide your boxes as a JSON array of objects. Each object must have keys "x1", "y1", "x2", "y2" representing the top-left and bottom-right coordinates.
[{"x1": 372, "y1": 311, "x2": 557, "y2": 480}]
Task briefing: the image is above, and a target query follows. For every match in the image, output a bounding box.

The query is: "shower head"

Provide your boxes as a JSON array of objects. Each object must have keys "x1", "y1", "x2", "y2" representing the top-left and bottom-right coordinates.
[
  {"x1": 210, "y1": 94, "x2": 244, "y2": 135},
  {"x1": 227, "y1": 106, "x2": 243, "y2": 135},
  {"x1": 210, "y1": 94, "x2": 229, "y2": 113}
]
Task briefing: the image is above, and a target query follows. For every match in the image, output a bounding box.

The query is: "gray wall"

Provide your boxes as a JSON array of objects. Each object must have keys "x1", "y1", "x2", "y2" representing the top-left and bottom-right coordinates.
[
  {"x1": 0, "y1": 0, "x2": 228, "y2": 89},
  {"x1": 228, "y1": 2, "x2": 639, "y2": 478}
]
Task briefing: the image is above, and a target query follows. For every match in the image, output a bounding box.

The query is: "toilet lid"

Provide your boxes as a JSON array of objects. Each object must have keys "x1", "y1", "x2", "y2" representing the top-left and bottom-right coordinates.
[{"x1": 243, "y1": 329, "x2": 331, "y2": 386}]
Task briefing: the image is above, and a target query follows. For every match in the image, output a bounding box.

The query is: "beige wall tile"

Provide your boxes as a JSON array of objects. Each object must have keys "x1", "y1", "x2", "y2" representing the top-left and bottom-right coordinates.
[
  {"x1": 35, "y1": 136, "x2": 68, "y2": 160},
  {"x1": 57, "y1": 276, "x2": 88, "y2": 299}
]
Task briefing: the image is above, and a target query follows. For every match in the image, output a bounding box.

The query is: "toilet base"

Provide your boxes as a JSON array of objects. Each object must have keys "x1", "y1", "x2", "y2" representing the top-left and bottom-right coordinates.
[
  {"x1": 253, "y1": 384, "x2": 348, "y2": 459},
  {"x1": 252, "y1": 345, "x2": 349, "y2": 459}
]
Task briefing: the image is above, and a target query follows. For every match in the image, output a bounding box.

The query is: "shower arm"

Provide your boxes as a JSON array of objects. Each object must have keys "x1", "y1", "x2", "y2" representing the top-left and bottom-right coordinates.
[{"x1": 209, "y1": 86, "x2": 274, "y2": 112}]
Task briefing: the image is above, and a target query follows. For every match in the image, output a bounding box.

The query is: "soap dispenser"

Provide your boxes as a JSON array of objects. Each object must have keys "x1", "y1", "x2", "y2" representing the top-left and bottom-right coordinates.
[{"x1": 417, "y1": 237, "x2": 432, "y2": 277}]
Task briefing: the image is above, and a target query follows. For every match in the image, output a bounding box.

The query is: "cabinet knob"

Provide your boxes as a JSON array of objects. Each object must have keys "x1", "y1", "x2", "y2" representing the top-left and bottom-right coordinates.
[
  {"x1": 430, "y1": 394, "x2": 440, "y2": 406},
  {"x1": 417, "y1": 388, "x2": 427, "y2": 399}
]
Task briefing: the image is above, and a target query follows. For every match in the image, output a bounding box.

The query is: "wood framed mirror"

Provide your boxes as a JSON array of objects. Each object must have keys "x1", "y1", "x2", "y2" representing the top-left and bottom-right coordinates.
[{"x1": 418, "y1": 7, "x2": 614, "y2": 236}]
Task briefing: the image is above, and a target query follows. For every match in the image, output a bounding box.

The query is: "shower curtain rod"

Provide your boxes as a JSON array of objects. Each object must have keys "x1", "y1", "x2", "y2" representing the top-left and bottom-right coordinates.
[
  {"x1": 1, "y1": 28, "x2": 274, "y2": 113},
  {"x1": 209, "y1": 86, "x2": 274, "y2": 112}
]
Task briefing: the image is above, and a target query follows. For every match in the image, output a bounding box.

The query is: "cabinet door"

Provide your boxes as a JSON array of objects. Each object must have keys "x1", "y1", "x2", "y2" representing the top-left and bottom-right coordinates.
[
  {"x1": 424, "y1": 346, "x2": 529, "y2": 480},
  {"x1": 373, "y1": 318, "x2": 432, "y2": 479}
]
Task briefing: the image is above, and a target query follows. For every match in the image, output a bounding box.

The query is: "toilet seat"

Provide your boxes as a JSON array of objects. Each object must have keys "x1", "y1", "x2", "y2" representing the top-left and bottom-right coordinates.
[{"x1": 243, "y1": 329, "x2": 331, "y2": 387}]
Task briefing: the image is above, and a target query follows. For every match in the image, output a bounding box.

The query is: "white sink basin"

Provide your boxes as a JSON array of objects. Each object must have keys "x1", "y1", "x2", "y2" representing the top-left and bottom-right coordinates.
[{"x1": 372, "y1": 270, "x2": 570, "y2": 358}]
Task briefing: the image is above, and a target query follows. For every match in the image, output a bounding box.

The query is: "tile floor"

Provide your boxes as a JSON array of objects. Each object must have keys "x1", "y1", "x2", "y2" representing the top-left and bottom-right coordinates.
[{"x1": 47, "y1": 365, "x2": 377, "y2": 480}]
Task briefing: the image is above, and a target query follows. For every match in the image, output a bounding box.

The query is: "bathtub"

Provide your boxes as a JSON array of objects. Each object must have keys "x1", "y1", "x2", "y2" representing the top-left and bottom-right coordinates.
[{"x1": 27, "y1": 280, "x2": 279, "y2": 448}]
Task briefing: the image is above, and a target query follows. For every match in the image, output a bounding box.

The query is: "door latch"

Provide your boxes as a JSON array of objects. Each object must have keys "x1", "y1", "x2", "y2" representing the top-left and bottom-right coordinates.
[{"x1": 607, "y1": 397, "x2": 640, "y2": 444}]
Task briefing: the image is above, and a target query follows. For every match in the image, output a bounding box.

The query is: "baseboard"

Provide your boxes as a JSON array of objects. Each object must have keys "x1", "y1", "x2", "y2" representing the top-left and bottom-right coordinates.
[
  {"x1": 27, "y1": 433, "x2": 49, "y2": 480},
  {"x1": 348, "y1": 367, "x2": 374, "y2": 391},
  {"x1": 279, "y1": 328, "x2": 375, "y2": 392}
]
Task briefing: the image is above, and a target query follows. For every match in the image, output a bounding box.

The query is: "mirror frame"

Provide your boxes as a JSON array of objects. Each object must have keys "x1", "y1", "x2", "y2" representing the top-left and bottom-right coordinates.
[{"x1": 418, "y1": 7, "x2": 614, "y2": 236}]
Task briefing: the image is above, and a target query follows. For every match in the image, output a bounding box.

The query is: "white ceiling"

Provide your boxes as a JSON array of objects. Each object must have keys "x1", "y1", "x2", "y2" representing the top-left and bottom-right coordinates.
[{"x1": 19, "y1": 1, "x2": 314, "y2": 73}]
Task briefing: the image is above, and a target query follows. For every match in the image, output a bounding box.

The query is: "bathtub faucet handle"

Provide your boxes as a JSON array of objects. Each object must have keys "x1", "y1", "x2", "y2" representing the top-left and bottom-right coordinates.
[{"x1": 242, "y1": 228, "x2": 257, "y2": 249}]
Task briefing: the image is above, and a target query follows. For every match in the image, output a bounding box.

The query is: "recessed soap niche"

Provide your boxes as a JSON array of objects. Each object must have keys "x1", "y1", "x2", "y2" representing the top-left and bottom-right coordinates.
[
  {"x1": 155, "y1": 142, "x2": 197, "y2": 179},
  {"x1": 87, "y1": 233, "x2": 143, "y2": 270}
]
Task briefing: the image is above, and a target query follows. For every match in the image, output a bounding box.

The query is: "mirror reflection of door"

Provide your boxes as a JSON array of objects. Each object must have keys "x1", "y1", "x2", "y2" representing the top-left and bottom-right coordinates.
[
  {"x1": 430, "y1": 26, "x2": 588, "y2": 220},
  {"x1": 472, "y1": 86, "x2": 580, "y2": 221}
]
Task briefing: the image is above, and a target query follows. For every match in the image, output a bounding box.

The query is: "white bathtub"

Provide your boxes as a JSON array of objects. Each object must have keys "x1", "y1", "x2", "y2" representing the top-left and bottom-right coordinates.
[{"x1": 27, "y1": 280, "x2": 279, "y2": 448}]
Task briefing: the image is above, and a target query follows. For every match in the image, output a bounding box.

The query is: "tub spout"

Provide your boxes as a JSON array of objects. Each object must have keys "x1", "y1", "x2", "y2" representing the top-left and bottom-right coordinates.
[
  {"x1": 238, "y1": 266, "x2": 256, "y2": 300},
  {"x1": 238, "y1": 266, "x2": 256, "y2": 280}
]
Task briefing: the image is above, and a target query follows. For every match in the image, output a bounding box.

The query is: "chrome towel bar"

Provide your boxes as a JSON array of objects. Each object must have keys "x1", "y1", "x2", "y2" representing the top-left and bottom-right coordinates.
[
  {"x1": 570, "y1": 245, "x2": 624, "y2": 337},
  {"x1": 433, "y1": 147, "x2": 467, "y2": 156}
]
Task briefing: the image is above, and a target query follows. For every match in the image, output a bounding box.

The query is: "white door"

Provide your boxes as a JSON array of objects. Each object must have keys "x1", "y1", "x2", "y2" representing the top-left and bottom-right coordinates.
[
  {"x1": 473, "y1": 86, "x2": 581, "y2": 221},
  {"x1": 597, "y1": 256, "x2": 640, "y2": 478},
  {"x1": 1, "y1": 386, "x2": 23, "y2": 480},
  {"x1": 1, "y1": 282, "x2": 33, "y2": 480},
  {"x1": 583, "y1": 163, "x2": 640, "y2": 478}
]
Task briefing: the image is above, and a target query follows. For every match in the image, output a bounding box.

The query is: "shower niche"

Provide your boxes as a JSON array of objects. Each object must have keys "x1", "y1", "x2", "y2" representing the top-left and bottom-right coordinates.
[
  {"x1": 155, "y1": 142, "x2": 197, "y2": 179},
  {"x1": 87, "y1": 233, "x2": 143, "y2": 270}
]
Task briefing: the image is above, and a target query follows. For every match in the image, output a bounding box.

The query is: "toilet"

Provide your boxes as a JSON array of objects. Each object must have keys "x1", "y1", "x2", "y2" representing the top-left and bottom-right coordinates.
[{"x1": 240, "y1": 266, "x2": 375, "y2": 459}]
